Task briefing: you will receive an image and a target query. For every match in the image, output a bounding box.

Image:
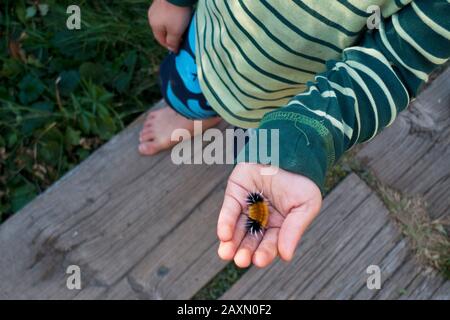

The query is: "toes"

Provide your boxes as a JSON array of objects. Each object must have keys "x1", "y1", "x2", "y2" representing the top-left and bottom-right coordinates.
[
  {"x1": 139, "y1": 128, "x2": 155, "y2": 143},
  {"x1": 138, "y1": 141, "x2": 158, "y2": 155},
  {"x1": 146, "y1": 110, "x2": 158, "y2": 119},
  {"x1": 143, "y1": 112, "x2": 157, "y2": 127},
  {"x1": 138, "y1": 137, "x2": 172, "y2": 156}
]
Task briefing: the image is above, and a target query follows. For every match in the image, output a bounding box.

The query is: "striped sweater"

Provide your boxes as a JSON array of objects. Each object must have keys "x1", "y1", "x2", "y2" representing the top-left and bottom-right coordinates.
[{"x1": 169, "y1": 0, "x2": 450, "y2": 192}]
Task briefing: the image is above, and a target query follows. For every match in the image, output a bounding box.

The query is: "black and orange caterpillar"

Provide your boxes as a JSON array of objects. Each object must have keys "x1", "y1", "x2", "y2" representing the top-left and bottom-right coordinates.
[{"x1": 246, "y1": 192, "x2": 270, "y2": 236}]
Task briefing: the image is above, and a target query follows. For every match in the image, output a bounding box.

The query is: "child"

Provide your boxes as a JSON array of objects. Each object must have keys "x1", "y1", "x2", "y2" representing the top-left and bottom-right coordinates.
[{"x1": 139, "y1": 0, "x2": 449, "y2": 268}]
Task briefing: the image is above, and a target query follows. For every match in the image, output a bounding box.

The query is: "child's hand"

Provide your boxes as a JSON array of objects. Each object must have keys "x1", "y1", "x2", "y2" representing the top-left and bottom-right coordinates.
[
  {"x1": 148, "y1": 0, "x2": 192, "y2": 53},
  {"x1": 217, "y1": 163, "x2": 322, "y2": 268}
]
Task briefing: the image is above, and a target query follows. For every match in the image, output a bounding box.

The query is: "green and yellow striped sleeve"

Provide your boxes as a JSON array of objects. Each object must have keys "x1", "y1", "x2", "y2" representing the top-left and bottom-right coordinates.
[
  {"x1": 167, "y1": 0, "x2": 197, "y2": 7},
  {"x1": 255, "y1": 0, "x2": 450, "y2": 193}
]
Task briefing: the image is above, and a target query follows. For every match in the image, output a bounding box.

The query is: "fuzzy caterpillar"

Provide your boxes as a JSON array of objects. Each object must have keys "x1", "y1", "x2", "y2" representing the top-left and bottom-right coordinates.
[{"x1": 245, "y1": 192, "x2": 269, "y2": 236}]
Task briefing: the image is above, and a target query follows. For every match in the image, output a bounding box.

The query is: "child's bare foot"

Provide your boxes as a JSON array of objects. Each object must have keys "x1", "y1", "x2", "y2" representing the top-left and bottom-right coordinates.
[{"x1": 138, "y1": 105, "x2": 221, "y2": 155}]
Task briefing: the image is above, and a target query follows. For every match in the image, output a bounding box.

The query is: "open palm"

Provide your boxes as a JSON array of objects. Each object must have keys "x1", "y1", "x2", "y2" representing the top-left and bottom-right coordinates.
[{"x1": 217, "y1": 163, "x2": 323, "y2": 268}]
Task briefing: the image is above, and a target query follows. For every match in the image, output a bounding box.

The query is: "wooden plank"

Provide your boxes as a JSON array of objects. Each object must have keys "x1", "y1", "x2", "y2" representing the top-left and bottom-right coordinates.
[
  {"x1": 1, "y1": 65, "x2": 448, "y2": 300},
  {"x1": 431, "y1": 281, "x2": 450, "y2": 300},
  {"x1": 127, "y1": 182, "x2": 228, "y2": 299},
  {"x1": 222, "y1": 174, "x2": 389, "y2": 299},
  {"x1": 401, "y1": 270, "x2": 447, "y2": 300},
  {"x1": 0, "y1": 102, "x2": 233, "y2": 299},
  {"x1": 314, "y1": 221, "x2": 399, "y2": 299},
  {"x1": 352, "y1": 239, "x2": 411, "y2": 299},
  {"x1": 373, "y1": 257, "x2": 446, "y2": 300},
  {"x1": 223, "y1": 69, "x2": 450, "y2": 299},
  {"x1": 353, "y1": 68, "x2": 450, "y2": 299},
  {"x1": 352, "y1": 68, "x2": 450, "y2": 299},
  {"x1": 91, "y1": 278, "x2": 139, "y2": 300},
  {"x1": 222, "y1": 174, "x2": 449, "y2": 300},
  {"x1": 356, "y1": 68, "x2": 450, "y2": 221}
]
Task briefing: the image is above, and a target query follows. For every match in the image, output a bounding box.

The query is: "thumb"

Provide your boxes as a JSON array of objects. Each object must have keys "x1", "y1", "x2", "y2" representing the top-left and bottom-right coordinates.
[
  {"x1": 278, "y1": 201, "x2": 320, "y2": 261},
  {"x1": 165, "y1": 32, "x2": 182, "y2": 53}
]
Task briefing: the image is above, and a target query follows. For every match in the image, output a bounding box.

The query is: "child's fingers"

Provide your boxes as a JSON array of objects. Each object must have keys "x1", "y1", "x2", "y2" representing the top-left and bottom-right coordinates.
[
  {"x1": 278, "y1": 203, "x2": 319, "y2": 261},
  {"x1": 234, "y1": 232, "x2": 263, "y2": 268},
  {"x1": 152, "y1": 25, "x2": 168, "y2": 48},
  {"x1": 253, "y1": 228, "x2": 279, "y2": 268},
  {"x1": 165, "y1": 32, "x2": 182, "y2": 53},
  {"x1": 218, "y1": 214, "x2": 248, "y2": 261},
  {"x1": 217, "y1": 182, "x2": 247, "y2": 242}
]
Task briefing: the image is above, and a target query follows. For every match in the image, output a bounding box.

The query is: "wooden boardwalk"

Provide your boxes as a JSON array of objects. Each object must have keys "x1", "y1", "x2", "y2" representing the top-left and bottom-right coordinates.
[{"x1": 0, "y1": 69, "x2": 448, "y2": 300}]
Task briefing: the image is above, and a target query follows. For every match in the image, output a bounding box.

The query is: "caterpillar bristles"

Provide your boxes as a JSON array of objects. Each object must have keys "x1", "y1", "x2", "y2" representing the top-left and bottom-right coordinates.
[{"x1": 245, "y1": 191, "x2": 269, "y2": 236}]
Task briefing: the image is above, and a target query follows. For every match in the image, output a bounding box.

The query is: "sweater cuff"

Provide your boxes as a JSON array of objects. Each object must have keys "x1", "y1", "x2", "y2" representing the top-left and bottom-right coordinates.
[
  {"x1": 238, "y1": 109, "x2": 335, "y2": 195},
  {"x1": 167, "y1": 0, "x2": 197, "y2": 6}
]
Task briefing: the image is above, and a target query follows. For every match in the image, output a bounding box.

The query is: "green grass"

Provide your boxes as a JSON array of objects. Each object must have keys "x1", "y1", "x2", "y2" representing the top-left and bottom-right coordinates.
[
  {"x1": 192, "y1": 263, "x2": 249, "y2": 300},
  {"x1": 0, "y1": 0, "x2": 165, "y2": 221}
]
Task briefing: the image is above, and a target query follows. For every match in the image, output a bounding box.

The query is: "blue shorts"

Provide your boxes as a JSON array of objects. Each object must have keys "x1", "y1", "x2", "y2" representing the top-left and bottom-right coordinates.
[{"x1": 159, "y1": 14, "x2": 218, "y2": 120}]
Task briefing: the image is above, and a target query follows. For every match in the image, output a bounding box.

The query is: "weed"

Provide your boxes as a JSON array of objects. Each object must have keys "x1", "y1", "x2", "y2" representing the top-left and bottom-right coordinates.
[{"x1": 0, "y1": 0, "x2": 165, "y2": 220}]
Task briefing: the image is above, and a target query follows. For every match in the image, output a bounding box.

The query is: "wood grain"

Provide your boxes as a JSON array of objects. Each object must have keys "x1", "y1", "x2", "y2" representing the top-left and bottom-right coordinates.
[
  {"x1": 0, "y1": 69, "x2": 448, "y2": 300},
  {"x1": 222, "y1": 174, "x2": 449, "y2": 300},
  {"x1": 357, "y1": 68, "x2": 450, "y2": 221},
  {"x1": 0, "y1": 103, "x2": 232, "y2": 299}
]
